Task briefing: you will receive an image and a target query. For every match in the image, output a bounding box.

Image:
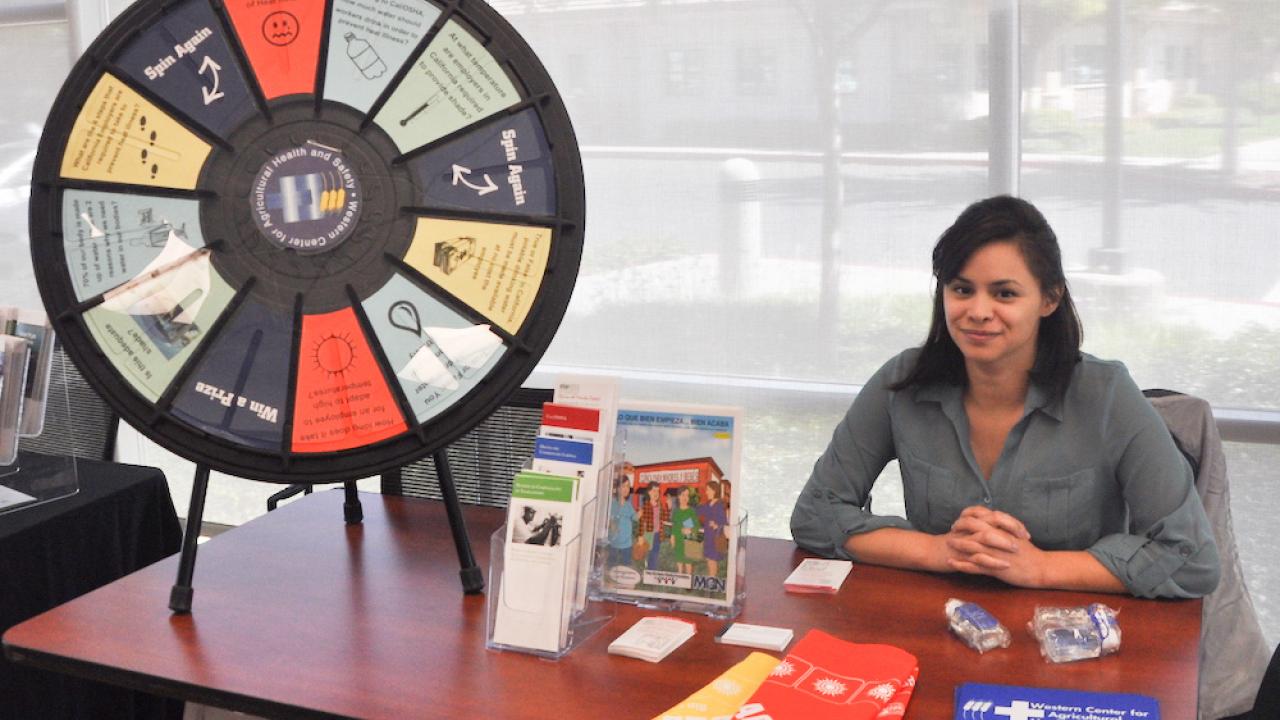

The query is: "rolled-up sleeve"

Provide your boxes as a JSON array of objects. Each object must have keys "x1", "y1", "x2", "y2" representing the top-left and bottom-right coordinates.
[
  {"x1": 1086, "y1": 372, "x2": 1219, "y2": 598},
  {"x1": 791, "y1": 356, "x2": 914, "y2": 559}
]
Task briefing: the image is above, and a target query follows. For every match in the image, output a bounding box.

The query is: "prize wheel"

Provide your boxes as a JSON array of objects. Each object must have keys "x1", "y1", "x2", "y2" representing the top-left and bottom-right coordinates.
[{"x1": 28, "y1": 0, "x2": 583, "y2": 483}]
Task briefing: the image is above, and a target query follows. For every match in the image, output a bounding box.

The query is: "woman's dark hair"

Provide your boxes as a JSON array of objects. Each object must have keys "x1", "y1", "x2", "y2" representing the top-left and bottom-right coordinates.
[{"x1": 892, "y1": 195, "x2": 1082, "y2": 397}]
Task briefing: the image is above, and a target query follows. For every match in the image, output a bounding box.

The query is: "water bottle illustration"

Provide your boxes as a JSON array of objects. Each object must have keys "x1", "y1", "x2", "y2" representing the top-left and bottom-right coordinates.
[{"x1": 345, "y1": 33, "x2": 387, "y2": 79}]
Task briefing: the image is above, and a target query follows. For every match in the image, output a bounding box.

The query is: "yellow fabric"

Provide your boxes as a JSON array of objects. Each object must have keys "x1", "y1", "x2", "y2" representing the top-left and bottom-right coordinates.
[{"x1": 655, "y1": 652, "x2": 780, "y2": 720}]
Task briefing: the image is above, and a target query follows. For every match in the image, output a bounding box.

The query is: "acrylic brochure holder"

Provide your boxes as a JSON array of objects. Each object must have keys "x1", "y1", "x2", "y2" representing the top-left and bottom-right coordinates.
[
  {"x1": 0, "y1": 351, "x2": 80, "y2": 516},
  {"x1": 592, "y1": 510, "x2": 747, "y2": 621},
  {"x1": 485, "y1": 462, "x2": 615, "y2": 659}
]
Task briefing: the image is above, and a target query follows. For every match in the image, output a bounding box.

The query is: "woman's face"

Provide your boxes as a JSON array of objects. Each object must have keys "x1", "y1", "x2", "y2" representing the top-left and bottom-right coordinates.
[{"x1": 943, "y1": 240, "x2": 1058, "y2": 375}]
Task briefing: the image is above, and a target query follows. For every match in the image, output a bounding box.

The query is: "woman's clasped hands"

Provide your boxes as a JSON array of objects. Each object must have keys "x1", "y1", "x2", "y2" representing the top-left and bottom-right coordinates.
[{"x1": 940, "y1": 506, "x2": 1048, "y2": 588}]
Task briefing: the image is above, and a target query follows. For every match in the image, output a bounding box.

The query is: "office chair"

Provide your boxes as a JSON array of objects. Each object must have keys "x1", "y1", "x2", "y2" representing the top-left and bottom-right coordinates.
[
  {"x1": 1243, "y1": 643, "x2": 1280, "y2": 718},
  {"x1": 20, "y1": 342, "x2": 119, "y2": 461},
  {"x1": 382, "y1": 387, "x2": 553, "y2": 507},
  {"x1": 1144, "y1": 390, "x2": 1271, "y2": 719}
]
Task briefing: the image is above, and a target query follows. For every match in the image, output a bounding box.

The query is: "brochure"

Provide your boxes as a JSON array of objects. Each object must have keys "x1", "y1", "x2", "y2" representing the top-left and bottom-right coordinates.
[
  {"x1": 491, "y1": 470, "x2": 580, "y2": 653},
  {"x1": 602, "y1": 401, "x2": 742, "y2": 609},
  {"x1": 533, "y1": 402, "x2": 606, "y2": 616},
  {"x1": 0, "y1": 336, "x2": 32, "y2": 465},
  {"x1": 0, "y1": 309, "x2": 55, "y2": 437},
  {"x1": 784, "y1": 559, "x2": 853, "y2": 594},
  {"x1": 716, "y1": 622, "x2": 794, "y2": 652},
  {"x1": 552, "y1": 373, "x2": 619, "y2": 468},
  {"x1": 606, "y1": 615, "x2": 695, "y2": 662}
]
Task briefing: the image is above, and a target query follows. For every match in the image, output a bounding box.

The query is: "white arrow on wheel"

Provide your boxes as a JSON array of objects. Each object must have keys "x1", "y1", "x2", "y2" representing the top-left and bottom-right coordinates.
[
  {"x1": 450, "y1": 164, "x2": 498, "y2": 196},
  {"x1": 199, "y1": 56, "x2": 224, "y2": 105}
]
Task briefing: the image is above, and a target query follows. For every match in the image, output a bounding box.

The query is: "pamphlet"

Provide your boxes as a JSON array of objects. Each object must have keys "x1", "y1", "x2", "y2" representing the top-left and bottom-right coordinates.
[
  {"x1": 0, "y1": 309, "x2": 55, "y2": 437},
  {"x1": 491, "y1": 471, "x2": 580, "y2": 653},
  {"x1": 0, "y1": 336, "x2": 32, "y2": 465},
  {"x1": 552, "y1": 373, "x2": 619, "y2": 468},
  {"x1": 716, "y1": 622, "x2": 794, "y2": 652},
  {"x1": 784, "y1": 559, "x2": 853, "y2": 594},
  {"x1": 607, "y1": 615, "x2": 696, "y2": 662},
  {"x1": 531, "y1": 435, "x2": 595, "y2": 481},
  {"x1": 533, "y1": 401, "x2": 606, "y2": 616},
  {"x1": 953, "y1": 683, "x2": 1160, "y2": 720},
  {"x1": 602, "y1": 401, "x2": 742, "y2": 609}
]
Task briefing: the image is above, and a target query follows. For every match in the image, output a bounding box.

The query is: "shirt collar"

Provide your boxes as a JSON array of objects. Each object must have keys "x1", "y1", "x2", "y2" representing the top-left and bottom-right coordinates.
[
  {"x1": 913, "y1": 378, "x2": 1064, "y2": 422},
  {"x1": 1025, "y1": 381, "x2": 1063, "y2": 421}
]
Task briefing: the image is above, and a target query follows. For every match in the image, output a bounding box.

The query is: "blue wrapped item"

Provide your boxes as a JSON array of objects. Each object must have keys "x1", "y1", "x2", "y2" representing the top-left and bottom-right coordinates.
[
  {"x1": 1029, "y1": 603, "x2": 1122, "y2": 663},
  {"x1": 945, "y1": 598, "x2": 1011, "y2": 653}
]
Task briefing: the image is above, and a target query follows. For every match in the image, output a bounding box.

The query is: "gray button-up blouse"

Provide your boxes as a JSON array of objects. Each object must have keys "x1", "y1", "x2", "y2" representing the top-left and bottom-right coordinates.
[{"x1": 790, "y1": 348, "x2": 1219, "y2": 598}]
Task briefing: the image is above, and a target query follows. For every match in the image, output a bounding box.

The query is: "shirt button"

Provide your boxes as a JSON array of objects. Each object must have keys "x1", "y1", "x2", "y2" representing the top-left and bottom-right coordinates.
[{"x1": 1180, "y1": 545, "x2": 1193, "y2": 557}]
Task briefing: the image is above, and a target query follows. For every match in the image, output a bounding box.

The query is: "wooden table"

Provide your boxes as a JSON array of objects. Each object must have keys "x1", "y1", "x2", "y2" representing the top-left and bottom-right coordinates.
[{"x1": 3, "y1": 490, "x2": 1201, "y2": 719}]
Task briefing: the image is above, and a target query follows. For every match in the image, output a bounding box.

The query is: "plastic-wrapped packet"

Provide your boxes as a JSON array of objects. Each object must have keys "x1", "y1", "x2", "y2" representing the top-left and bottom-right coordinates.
[
  {"x1": 1029, "y1": 603, "x2": 1121, "y2": 663},
  {"x1": 945, "y1": 598, "x2": 1011, "y2": 653}
]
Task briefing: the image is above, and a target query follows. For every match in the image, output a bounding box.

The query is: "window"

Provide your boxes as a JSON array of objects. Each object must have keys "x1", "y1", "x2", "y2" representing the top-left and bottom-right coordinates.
[
  {"x1": 974, "y1": 43, "x2": 988, "y2": 92},
  {"x1": 735, "y1": 46, "x2": 776, "y2": 96},
  {"x1": 1070, "y1": 44, "x2": 1105, "y2": 84},
  {"x1": 664, "y1": 48, "x2": 705, "y2": 96}
]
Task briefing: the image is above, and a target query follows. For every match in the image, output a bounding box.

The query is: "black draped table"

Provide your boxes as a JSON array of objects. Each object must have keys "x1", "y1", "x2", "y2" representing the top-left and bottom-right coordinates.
[{"x1": 0, "y1": 452, "x2": 182, "y2": 719}]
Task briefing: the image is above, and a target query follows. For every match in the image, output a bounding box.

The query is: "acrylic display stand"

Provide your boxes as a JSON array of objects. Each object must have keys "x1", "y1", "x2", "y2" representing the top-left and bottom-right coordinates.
[
  {"x1": 485, "y1": 480, "x2": 614, "y2": 659},
  {"x1": 591, "y1": 512, "x2": 747, "y2": 621},
  {"x1": 0, "y1": 354, "x2": 78, "y2": 516}
]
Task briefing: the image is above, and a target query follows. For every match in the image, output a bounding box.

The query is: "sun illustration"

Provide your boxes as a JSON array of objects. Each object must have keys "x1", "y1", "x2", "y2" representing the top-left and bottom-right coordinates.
[
  {"x1": 711, "y1": 678, "x2": 741, "y2": 696},
  {"x1": 812, "y1": 677, "x2": 847, "y2": 697},
  {"x1": 867, "y1": 683, "x2": 897, "y2": 701},
  {"x1": 312, "y1": 332, "x2": 356, "y2": 376},
  {"x1": 771, "y1": 659, "x2": 796, "y2": 677},
  {"x1": 880, "y1": 701, "x2": 907, "y2": 716}
]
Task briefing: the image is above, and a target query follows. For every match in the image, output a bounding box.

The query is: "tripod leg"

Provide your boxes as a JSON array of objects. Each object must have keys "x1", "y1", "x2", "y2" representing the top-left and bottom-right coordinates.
[
  {"x1": 343, "y1": 480, "x2": 363, "y2": 524},
  {"x1": 169, "y1": 463, "x2": 210, "y2": 613},
  {"x1": 434, "y1": 450, "x2": 484, "y2": 594}
]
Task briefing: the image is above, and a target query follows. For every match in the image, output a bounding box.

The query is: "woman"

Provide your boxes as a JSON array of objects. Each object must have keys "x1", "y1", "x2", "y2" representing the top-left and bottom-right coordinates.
[
  {"x1": 638, "y1": 483, "x2": 665, "y2": 571},
  {"x1": 790, "y1": 196, "x2": 1219, "y2": 598},
  {"x1": 696, "y1": 481, "x2": 729, "y2": 578},
  {"x1": 670, "y1": 487, "x2": 701, "y2": 576},
  {"x1": 607, "y1": 477, "x2": 639, "y2": 569}
]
